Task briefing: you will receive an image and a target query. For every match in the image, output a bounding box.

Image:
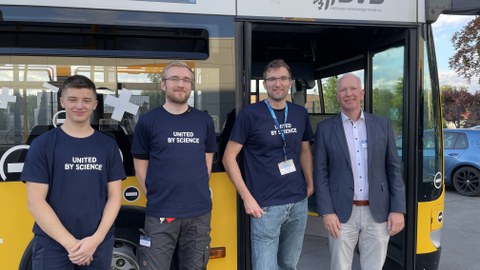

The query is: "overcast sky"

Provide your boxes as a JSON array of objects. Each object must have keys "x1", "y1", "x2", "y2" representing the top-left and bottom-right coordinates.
[{"x1": 432, "y1": 14, "x2": 479, "y2": 92}]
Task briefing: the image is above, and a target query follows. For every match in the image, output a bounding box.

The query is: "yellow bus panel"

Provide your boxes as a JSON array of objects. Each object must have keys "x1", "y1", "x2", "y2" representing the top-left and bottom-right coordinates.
[
  {"x1": 416, "y1": 189, "x2": 444, "y2": 254},
  {"x1": 0, "y1": 182, "x2": 34, "y2": 270}
]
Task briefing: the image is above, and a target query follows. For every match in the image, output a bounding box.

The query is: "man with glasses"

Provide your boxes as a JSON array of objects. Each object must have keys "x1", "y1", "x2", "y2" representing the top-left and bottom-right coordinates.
[
  {"x1": 223, "y1": 59, "x2": 314, "y2": 269},
  {"x1": 132, "y1": 61, "x2": 217, "y2": 270}
]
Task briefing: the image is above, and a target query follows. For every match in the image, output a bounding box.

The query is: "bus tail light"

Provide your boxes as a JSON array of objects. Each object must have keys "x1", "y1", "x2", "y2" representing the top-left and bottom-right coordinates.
[{"x1": 209, "y1": 247, "x2": 226, "y2": 259}]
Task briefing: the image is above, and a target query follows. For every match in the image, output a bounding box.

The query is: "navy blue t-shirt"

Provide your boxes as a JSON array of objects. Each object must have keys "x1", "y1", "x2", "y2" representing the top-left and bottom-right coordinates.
[
  {"x1": 21, "y1": 128, "x2": 126, "y2": 241},
  {"x1": 230, "y1": 101, "x2": 313, "y2": 207},
  {"x1": 131, "y1": 106, "x2": 217, "y2": 218}
]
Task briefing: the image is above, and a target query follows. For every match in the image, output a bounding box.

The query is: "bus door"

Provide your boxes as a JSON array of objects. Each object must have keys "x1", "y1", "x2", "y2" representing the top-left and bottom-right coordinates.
[
  {"x1": 369, "y1": 36, "x2": 408, "y2": 270},
  {"x1": 305, "y1": 36, "x2": 412, "y2": 270},
  {"x1": 240, "y1": 19, "x2": 443, "y2": 270}
]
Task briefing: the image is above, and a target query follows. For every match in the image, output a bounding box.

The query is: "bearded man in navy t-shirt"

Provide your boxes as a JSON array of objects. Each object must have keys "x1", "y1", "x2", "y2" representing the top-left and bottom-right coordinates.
[
  {"x1": 223, "y1": 59, "x2": 314, "y2": 270},
  {"x1": 22, "y1": 75, "x2": 125, "y2": 270},
  {"x1": 132, "y1": 61, "x2": 217, "y2": 270}
]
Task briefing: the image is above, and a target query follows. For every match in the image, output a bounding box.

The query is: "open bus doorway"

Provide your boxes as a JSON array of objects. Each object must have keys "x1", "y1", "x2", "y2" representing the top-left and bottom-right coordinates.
[{"x1": 242, "y1": 21, "x2": 418, "y2": 270}]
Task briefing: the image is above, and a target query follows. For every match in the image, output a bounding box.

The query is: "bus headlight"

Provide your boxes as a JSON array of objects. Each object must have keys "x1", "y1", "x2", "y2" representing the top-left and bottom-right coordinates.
[{"x1": 430, "y1": 229, "x2": 441, "y2": 248}]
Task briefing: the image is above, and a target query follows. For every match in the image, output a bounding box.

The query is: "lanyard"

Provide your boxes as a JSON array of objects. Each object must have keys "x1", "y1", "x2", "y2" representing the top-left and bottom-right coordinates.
[{"x1": 265, "y1": 99, "x2": 288, "y2": 161}]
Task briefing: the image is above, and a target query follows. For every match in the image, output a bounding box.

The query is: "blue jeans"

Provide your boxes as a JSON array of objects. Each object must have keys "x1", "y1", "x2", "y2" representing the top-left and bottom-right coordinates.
[{"x1": 251, "y1": 197, "x2": 308, "y2": 270}]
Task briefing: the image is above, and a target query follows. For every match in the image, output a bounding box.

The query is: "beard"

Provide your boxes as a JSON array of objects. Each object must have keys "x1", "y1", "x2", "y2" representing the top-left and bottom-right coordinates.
[
  {"x1": 165, "y1": 89, "x2": 190, "y2": 105},
  {"x1": 267, "y1": 89, "x2": 288, "y2": 102}
]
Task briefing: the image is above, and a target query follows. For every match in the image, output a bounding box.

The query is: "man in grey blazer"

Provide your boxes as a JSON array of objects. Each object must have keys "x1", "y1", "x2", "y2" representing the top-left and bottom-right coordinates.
[{"x1": 314, "y1": 74, "x2": 406, "y2": 270}]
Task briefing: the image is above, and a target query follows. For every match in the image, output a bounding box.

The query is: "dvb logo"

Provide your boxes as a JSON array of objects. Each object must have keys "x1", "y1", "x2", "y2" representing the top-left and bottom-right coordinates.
[{"x1": 314, "y1": 0, "x2": 384, "y2": 10}]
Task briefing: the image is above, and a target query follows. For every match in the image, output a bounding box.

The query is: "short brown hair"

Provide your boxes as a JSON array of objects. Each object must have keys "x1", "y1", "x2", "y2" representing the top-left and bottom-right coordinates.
[
  {"x1": 60, "y1": 75, "x2": 97, "y2": 97},
  {"x1": 263, "y1": 59, "x2": 292, "y2": 79}
]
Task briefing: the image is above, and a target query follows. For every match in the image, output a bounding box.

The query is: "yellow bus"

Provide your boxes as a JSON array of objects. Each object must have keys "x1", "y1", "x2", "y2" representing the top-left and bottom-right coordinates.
[{"x1": 0, "y1": 1, "x2": 478, "y2": 269}]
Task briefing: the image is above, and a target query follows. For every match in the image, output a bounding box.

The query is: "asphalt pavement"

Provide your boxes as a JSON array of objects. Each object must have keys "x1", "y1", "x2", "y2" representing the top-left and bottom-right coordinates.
[
  {"x1": 439, "y1": 188, "x2": 480, "y2": 270},
  {"x1": 297, "y1": 189, "x2": 480, "y2": 270}
]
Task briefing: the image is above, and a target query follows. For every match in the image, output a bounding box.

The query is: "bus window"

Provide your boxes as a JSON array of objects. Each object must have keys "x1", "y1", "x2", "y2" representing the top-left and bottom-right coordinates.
[
  {"x1": 305, "y1": 81, "x2": 320, "y2": 113},
  {"x1": 372, "y1": 46, "x2": 405, "y2": 138},
  {"x1": 370, "y1": 44, "x2": 407, "y2": 270},
  {"x1": 319, "y1": 70, "x2": 364, "y2": 114},
  {"x1": 249, "y1": 79, "x2": 261, "y2": 104},
  {"x1": 0, "y1": 54, "x2": 238, "y2": 269},
  {"x1": 320, "y1": 76, "x2": 340, "y2": 114},
  {"x1": 420, "y1": 27, "x2": 443, "y2": 196}
]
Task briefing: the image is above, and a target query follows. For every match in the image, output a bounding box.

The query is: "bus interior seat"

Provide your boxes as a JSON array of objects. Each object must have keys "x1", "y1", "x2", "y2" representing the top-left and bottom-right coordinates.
[{"x1": 309, "y1": 114, "x2": 337, "y2": 133}]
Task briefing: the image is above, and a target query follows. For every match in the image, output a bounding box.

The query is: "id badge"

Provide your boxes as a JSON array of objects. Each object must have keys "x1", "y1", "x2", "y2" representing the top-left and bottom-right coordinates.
[
  {"x1": 278, "y1": 159, "x2": 296, "y2": 175},
  {"x1": 361, "y1": 140, "x2": 368, "y2": 149},
  {"x1": 139, "y1": 234, "x2": 151, "y2": 247}
]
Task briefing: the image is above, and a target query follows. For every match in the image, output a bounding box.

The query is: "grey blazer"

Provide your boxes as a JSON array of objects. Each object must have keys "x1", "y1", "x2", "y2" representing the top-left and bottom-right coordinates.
[{"x1": 314, "y1": 113, "x2": 406, "y2": 223}]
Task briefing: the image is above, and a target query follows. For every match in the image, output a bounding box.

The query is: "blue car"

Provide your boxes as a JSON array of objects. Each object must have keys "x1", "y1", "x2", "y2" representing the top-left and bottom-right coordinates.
[
  {"x1": 443, "y1": 129, "x2": 480, "y2": 196},
  {"x1": 397, "y1": 129, "x2": 480, "y2": 196}
]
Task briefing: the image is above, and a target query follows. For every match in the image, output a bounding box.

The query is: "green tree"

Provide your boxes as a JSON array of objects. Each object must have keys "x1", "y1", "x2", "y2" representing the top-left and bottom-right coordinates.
[
  {"x1": 449, "y1": 16, "x2": 480, "y2": 84},
  {"x1": 372, "y1": 86, "x2": 393, "y2": 116},
  {"x1": 372, "y1": 78, "x2": 403, "y2": 134},
  {"x1": 148, "y1": 73, "x2": 161, "y2": 83},
  {"x1": 391, "y1": 78, "x2": 404, "y2": 134},
  {"x1": 322, "y1": 76, "x2": 339, "y2": 113}
]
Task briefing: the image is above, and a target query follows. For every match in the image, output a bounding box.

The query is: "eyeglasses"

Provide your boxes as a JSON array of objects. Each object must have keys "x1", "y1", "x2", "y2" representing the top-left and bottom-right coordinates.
[
  {"x1": 265, "y1": 76, "x2": 291, "y2": 84},
  {"x1": 164, "y1": 76, "x2": 193, "y2": 84}
]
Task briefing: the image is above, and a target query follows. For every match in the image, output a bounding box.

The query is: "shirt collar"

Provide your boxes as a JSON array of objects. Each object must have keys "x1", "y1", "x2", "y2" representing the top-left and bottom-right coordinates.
[{"x1": 341, "y1": 110, "x2": 365, "y2": 123}]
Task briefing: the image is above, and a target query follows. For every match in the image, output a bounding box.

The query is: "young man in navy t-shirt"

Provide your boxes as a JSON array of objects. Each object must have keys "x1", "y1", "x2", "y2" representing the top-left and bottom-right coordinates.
[
  {"x1": 132, "y1": 61, "x2": 217, "y2": 270},
  {"x1": 22, "y1": 75, "x2": 125, "y2": 269},
  {"x1": 223, "y1": 59, "x2": 314, "y2": 269}
]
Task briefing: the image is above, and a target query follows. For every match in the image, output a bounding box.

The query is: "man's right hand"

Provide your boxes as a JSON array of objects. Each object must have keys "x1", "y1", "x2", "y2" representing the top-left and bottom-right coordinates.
[
  {"x1": 243, "y1": 197, "x2": 266, "y2": 218},
  {"x1": 323, "y1": 214, "x2": 341, "y2": 238}
]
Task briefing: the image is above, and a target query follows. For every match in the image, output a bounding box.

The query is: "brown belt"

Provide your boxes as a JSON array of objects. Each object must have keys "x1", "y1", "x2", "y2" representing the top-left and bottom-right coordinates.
[{"x1": 353, "y1": 200, "x2": 369, "y2": 206}]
